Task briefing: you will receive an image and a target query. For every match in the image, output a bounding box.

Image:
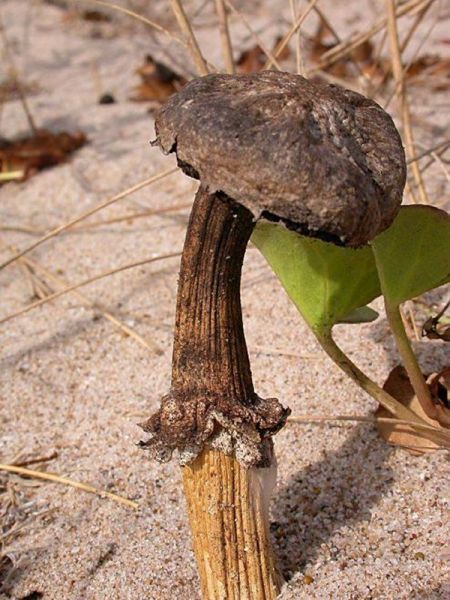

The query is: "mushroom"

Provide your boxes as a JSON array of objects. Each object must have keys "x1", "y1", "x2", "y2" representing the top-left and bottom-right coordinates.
[{"x1": 141, "y1": 70, "x2": 406, "y2": 599}]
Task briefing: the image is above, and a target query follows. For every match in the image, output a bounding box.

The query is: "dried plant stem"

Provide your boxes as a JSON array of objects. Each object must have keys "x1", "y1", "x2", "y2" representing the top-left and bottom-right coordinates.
[
  {"x1": 0, "y1": 252, "x2": 181, "y2": 326},
  {"x1": 385, "y1": 0, "x2": 428, "y2": 203},
  {"x1": 170, "y1": 0, "x2": 209, "y2": 76},
  {"x1": 224, "y1": 0, "x2": 282, "y2": 71},
  {"x1": 183, "y1": 448, "x2": 282, "y2": 600},
  {"x1": 264, "y1": 0, "x2": 319, "y2": 70},
  {"x1": 0, "y1": 167, "x2": 177, "y2": 271},
  {"x1": 407, "y1": 139, "x2": 450, "y2": 165},
  {"x1": 15, "y1": 252, "x2": 163, "y2": 354},
  {"x1": 289, "y1": 0, "x2": 304, "y2": 75},
  {"x1": 287, "y1": 414, "x2": 445, "y2": 435},
  {"x1": 0, "y1": 463, "x2": 138, "y2": 508},
  {"x1": 215, "y1": 0, "x2": 235, "y2": 74}
]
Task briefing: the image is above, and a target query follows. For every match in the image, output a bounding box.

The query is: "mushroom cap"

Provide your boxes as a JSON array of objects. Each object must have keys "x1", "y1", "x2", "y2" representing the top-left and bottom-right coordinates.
[{"x1": 154, "y1": 71, "x2": 406, "y2": 247}]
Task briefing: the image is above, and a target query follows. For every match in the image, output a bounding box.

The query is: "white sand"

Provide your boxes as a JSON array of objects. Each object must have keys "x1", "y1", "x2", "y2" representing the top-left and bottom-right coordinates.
[{"x1": 0, "y1": 1, "x2": 449, "y2": 599}]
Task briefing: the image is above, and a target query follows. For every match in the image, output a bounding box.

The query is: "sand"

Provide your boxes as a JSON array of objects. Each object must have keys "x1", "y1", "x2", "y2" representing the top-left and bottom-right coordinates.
[{"x1": 0, "y1": 1, "x2": 449, "y2": 599}]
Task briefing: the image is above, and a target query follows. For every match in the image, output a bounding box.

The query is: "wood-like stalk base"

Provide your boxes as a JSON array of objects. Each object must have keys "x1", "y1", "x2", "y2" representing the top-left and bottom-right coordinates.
[{"x1": 183, "y1": 448, "x2": 283, "y2": 600}]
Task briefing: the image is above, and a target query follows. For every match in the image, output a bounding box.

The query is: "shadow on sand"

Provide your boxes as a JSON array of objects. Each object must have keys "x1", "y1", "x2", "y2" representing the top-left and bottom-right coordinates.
[{"x1": 271, "y1": 425, "x2": 394, "y2": 580}]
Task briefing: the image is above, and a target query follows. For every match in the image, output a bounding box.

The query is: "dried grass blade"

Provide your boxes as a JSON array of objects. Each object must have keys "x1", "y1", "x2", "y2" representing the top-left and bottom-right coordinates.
[
  {"x1": 287, "y1": 414, "x2": 450, "y2": 438},
  {"x1": 170, "y1": 0, "x2": 209, "y2": 75},
  {"x1": 0, "y1": 252, "x2": 181, "y2": 326},
  {"x1": 17, "y1": 252, "x2": 164, "y2": 354},
  {"x1": 215, "y1": 0, "x2": 235, "y2": 74},
  {"x1": 224, "y1": 0, "x2": 281, "y2": 71},
  {"x1": 385, "y1": 0, "x2": 429, "y2": 204},
  {"x1": 264, "y1": 0, "x2": 320, "y2": 70},
  {"x1": 0, "y1": 167, "x2": 177, "y2": 271},
  {"x1": 0, "y1": 463, "x2": 138, "y2": 509}
]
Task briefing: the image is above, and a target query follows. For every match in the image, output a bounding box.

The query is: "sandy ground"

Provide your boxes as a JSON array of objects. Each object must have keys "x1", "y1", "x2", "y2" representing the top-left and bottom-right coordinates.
[{"x1": 0, "y1": 1, "x2": 449, "y2": 599}]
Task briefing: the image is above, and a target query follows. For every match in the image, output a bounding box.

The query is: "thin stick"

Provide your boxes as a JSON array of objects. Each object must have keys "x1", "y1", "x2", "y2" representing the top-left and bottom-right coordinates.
[
  {"x1": 0, "y1": 252, "x2": 181, "y2": 326},
  {"x1": 224, "y1": 0, "x2": 282, "y2": 71},
  {"x1": 0, "y1": 463, "x2": 138, "y2": 509},
  {"x1": 170, "y1": 0, "x2": 209, "y2": 76},
  {"x1": 289, "y1": 0, "x2": 304, "y2": 75},
  {"x1": 372, "y1": 0, "x2": 433, "y2": 97},
  {"x1": 287, "y1": 414, "x2": 443, "y2": 435},
  {"x1": 16, "y1": 252, "x2": 164, "y2": 354},
  {"x1": 264, "y1": 0, "x2": 320, "y2": 70},
  {"x1": 385, "y1": 0, "x2": 428, "y2": 204},
  {"x1": 215, "y1": 0, "x2": 235, "y2": 74},
  {"x1": 0, "y1": 167, "x2": 178, "y2": 271}
]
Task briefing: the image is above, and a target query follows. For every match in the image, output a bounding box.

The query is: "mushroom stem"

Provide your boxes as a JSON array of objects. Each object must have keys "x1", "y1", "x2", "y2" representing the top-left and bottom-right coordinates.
[
  {"x1": 173, "y1": 185, "x2": 282, "y2": 599},
  {"x1": 172, "y1": 185, "x2": 254, "y2": 402}
]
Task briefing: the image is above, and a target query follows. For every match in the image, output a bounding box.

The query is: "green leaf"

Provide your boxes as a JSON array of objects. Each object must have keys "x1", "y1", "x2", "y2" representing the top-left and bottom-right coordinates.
[
  {"x1": 372, "y1": 205, "x2": 450, "y2": 305},
  {"x1": 251, "y1": 222, "x2": 380, "y2": 333},
  {"x1": 339, "y1": 306, "x2": 379, "y2": 324}
]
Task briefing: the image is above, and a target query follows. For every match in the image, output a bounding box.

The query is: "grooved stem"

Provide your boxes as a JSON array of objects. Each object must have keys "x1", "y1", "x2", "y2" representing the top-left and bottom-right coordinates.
[
  {"x1": 183, "y1": 448, "x2": 282, "y2": 600},
  {"x1": 173, "y1": 185, "x2": 282, "y2": 598}
]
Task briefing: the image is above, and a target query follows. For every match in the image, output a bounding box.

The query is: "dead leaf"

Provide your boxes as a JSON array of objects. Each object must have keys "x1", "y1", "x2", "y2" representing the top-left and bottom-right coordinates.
[
  {"x1": 428, "y1": 367, "x2": 450, "y2": 405},
  {"x1": 0, "y1": 129, "x2": 87, "y2": 184},
  {"x1": 405, "y1": 54, "x2": 450, "y2": 91},
  {"x1": 236, "y1": 36, "x2": 291, "y2": 74},
  {"x1": 82, "y1": 10, "x2": 111, "y2": 22},
  {"x1": 129, "y1": 55, "x2": 186, "y2": 103},
  {"x1": 236, "y1": 45, "x2": 266, "y2": 73},
  {"x1": 376, "y1": 365, "x2": 449, "y2": 454}
]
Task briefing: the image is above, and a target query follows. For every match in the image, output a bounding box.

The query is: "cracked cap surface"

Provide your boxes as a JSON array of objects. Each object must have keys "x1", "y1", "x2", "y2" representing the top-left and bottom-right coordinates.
[{"x1": 154, "y1": 71, "x2": 406, "y2": 247}]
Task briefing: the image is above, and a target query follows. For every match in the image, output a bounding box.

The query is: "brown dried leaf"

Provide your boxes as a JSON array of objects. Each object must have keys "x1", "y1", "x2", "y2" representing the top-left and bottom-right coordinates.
[
  {"x1": 376, "y1": 365, "x2": 449, "y2": 454},
  {"x1": 129, "y1": 55, "x2": 186, "y2": 103},
  {"x1": 0, "y1": 129, "x2": 87, "y2": 184},
  {"x1": 236, "y1": 36, "x2": 291, "y2": 74},
  {"x1": 236, "y1": 45, "x2": 266, "y2": 73}
]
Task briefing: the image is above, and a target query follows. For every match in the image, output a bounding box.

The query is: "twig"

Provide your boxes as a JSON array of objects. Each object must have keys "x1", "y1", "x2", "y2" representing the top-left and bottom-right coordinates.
[
  {"x1": 224, "y1": 0, "x2": 282, "y2": 71},
  {"x1": 264, "y1": 0, "x2": 320, "y2": 70},
  {"x1": 0, "y1": 167, "x2": 178, "y2": 271},
  {"x1": 0, "y1": 252, "x2": 181, "y2": 326},
  {"x1": 170, "y1": 0, "x2": 209, "y2": 76},
  {"x1": 0, "y1": 463, "x2": 138, "y2": 509},
  {"x1": 385, "y1": 0, "x2": 428, "y2": 204},
  {"x1": 215, "y1": 0, "x2": 234, "y2": 74}
]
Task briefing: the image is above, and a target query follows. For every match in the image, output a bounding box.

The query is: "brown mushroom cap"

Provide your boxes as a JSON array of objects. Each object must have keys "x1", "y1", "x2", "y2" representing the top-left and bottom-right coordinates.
[{"x1": 154, "y1": 71, "x2": 406, "y2": 247}]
